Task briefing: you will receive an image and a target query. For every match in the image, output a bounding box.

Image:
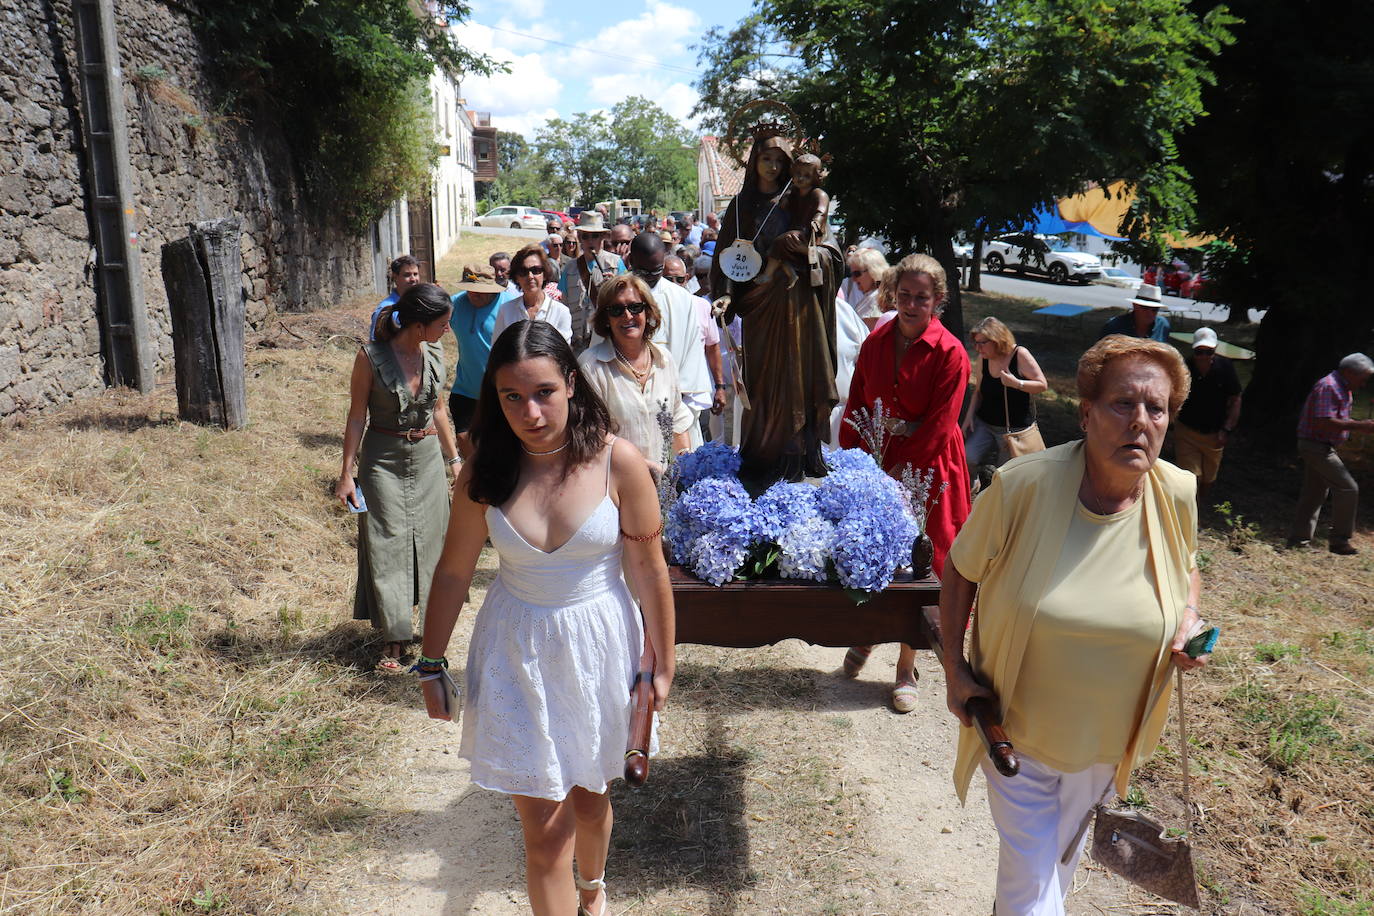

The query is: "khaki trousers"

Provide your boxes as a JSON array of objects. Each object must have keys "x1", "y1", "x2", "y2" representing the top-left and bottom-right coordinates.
[
  {"x1": 1173, "y1": 423, "x2": 1225, "y2": 484},
  {"x1": 1289, "y1": 439, "x2": 1359, "y2": 542}
]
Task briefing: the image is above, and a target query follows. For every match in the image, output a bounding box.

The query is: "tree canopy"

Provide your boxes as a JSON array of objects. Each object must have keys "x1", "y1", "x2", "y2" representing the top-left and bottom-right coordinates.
[
  {"x1": 198, "y1": 0, "x2": 498, "y2": 230},
  {"x1": 1176, "y1": 0, "x2": 1374, "y2": 427},
  {"x1": 478, "y1": 97, "x2": 697, "y2": 212},
  {"x1": 694, "y1": 0, "x2": 1234, "y2": 337}
]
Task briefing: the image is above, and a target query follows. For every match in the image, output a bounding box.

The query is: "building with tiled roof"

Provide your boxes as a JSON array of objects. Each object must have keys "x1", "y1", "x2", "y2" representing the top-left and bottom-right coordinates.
[{"x1": 697, "y1": 135, "x2": 746, "y2": 218}]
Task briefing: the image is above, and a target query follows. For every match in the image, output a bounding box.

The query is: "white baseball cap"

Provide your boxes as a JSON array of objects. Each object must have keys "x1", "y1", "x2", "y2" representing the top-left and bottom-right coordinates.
[{"x1": 1192, "y1": 327, "x2": 1218, "y2": 350}]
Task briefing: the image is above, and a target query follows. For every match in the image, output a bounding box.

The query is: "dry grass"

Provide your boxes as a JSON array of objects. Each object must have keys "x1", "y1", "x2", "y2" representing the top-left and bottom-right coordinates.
[
  {"x1": 0, "y1": 231, "x2": 551, "y2": 914},
  {"x1": 0, "y1": 259, "x2": 1368, "y2": 914}
]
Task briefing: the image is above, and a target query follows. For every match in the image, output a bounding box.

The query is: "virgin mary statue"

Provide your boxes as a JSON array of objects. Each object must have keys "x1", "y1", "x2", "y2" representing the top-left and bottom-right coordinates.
[{"x1": 710, "y1": 133, "x2": 842, "y2": 487}]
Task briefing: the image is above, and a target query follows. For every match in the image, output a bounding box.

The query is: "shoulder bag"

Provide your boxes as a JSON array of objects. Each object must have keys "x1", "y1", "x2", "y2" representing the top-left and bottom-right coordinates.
[
  {"x1": 1001, "y1": 348, "x2": 1045, "y2": 457},
  {"x1": 1063, "y1": 668, "x2": 1202, "y2": 909}
]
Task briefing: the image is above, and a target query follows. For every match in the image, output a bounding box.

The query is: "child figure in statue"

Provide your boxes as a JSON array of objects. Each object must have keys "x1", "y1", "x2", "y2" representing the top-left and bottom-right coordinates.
[{"x1": 758, "y1": 154, "x2": 828, "y2": 289}]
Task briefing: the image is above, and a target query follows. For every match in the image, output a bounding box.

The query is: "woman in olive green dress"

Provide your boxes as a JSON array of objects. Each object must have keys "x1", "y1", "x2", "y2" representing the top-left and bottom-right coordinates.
[{"x1": 336, "y1": 283, "x2": 462, "y2": 672}]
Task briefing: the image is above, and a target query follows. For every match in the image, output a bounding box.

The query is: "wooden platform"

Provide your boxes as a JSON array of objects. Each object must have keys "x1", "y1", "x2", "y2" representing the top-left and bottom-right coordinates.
[{"x1": 670, "y1": 566, "x2": 942, "y2": 649}]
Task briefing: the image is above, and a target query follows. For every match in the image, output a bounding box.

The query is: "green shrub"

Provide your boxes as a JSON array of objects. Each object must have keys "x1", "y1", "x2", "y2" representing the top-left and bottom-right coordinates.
[{"x1": 197, "y1": 1, "x2": 498, "y2": 231}]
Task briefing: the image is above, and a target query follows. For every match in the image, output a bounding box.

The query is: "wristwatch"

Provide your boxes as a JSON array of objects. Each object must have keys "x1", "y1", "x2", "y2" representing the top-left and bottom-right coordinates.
[{"x1": 714, "y1": 383, "x2": 728, "y2": 390}]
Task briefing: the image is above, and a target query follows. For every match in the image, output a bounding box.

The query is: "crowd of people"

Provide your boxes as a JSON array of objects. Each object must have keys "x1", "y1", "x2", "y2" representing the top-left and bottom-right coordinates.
[{"x1": 333, "y1": 212, "x2": 1369, "y2": 914}]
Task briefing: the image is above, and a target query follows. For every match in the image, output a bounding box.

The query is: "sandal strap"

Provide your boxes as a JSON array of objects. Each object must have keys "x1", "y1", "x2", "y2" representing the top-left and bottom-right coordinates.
[{"x1": 575, "y1": 872, "x2": 606, "y2": 892}]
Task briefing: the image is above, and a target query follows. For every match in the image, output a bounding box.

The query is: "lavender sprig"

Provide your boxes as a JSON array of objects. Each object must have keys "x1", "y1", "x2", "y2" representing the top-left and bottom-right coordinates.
[{"x1": 842, "y1": 396, "x2": 891, "y2": 467}]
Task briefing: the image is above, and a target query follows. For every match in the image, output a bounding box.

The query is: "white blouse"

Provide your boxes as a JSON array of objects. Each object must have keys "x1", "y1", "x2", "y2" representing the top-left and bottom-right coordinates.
[
  {"x1": 577, "y1": 339, "x2": 694, "y2": 466},
  {"x1": 492, "y1": 294, "x2": 573, "y2": 343}
]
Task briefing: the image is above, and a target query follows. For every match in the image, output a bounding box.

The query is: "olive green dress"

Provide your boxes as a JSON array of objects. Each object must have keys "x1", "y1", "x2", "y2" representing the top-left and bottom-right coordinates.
[{"x1": 352, "y1": 341, "x2": 450, "y2": 643}]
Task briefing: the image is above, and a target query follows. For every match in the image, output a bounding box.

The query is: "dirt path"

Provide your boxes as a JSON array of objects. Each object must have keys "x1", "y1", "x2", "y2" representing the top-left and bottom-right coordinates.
[{"x1": 333, "y1": 556, "x2": 1155, "y2": 915}]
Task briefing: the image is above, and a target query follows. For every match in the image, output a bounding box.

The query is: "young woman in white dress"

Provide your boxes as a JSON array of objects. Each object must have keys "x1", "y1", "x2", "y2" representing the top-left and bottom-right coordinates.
[{"x1": 418, "y1": 319, "x2": 676, "y2": 916}]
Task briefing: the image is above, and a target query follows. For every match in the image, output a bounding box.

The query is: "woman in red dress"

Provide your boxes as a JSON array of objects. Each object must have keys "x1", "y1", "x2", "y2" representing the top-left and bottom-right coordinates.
[{"x1": 838, "y1": 253, "x2": 972, "y2": 712}]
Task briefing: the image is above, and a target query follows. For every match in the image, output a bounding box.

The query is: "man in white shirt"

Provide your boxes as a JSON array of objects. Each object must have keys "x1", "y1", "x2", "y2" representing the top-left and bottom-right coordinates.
[{"x1": 595, "y1": 233, "x2": 711, "y2": 446}]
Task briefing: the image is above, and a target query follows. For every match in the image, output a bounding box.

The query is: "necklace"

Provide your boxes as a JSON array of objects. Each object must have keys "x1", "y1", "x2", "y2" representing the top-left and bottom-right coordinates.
[
  {"x1": 1084, "y1": 465, "x2": 1143, "y2": 515},
  {"x1": 522, "y1": 439, "x2": 570, "y2": 457},
  {"x1": 613, "y1": 345, "x2": 650, "y2": 382}
]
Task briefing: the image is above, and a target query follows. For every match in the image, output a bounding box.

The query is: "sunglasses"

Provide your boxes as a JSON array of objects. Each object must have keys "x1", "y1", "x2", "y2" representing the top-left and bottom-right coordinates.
[
  {"x1": 666, "y1": 274, "x2": 688, "y2": 284},
  {"x1": 518, "y1": 264, "x2": 545, "y2": 276},
  {"x1": 972, "y1": 337, "x2": 989, "y2": 345},
  {"x1": 605, "y1": 302, "x2": 647, "y2": 317},
  {"x1": 850, "y1": 269, "x2": 866, "y2": 278}
]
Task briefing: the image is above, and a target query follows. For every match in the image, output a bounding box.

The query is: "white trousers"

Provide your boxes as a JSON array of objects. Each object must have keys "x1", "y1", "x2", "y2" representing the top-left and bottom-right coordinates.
[{"x1": 981, "y1": 752, "x2": 1116, "y2": 916}]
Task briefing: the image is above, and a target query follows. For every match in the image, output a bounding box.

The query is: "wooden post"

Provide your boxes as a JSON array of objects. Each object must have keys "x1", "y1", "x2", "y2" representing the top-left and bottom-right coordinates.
[{"x1": 160, "y1": 218, "x2": 247, "y2": 429}]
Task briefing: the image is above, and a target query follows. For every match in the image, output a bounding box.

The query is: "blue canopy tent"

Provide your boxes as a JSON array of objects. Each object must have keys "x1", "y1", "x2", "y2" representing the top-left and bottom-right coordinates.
[{"x1": 1026, "y1": 205, "x2": 1126, "y2": 241}]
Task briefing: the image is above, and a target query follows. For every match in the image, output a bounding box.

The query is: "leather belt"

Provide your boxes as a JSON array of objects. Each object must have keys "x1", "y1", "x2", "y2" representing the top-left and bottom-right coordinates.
[{"x1": 371, "y1": 426, "x2": 437, "y2": 442}]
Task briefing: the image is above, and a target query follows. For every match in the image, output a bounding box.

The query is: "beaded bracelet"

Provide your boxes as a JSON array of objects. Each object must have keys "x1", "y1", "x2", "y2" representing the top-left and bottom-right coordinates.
[
  {"x1": 416, "y1": 654, "x2": 448, "y2": 669},
  {"x1": 620, "y1": 520, "x2": 664, "y2": 542}
]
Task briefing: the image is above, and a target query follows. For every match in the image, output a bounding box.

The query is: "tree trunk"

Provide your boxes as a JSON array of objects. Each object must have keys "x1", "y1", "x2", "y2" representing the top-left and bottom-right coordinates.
[{"x1": 968, "y1": 228, "x2": 985, "y2": 293}]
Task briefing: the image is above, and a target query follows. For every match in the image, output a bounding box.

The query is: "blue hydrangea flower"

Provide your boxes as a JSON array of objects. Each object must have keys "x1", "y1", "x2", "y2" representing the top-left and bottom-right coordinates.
[
  {"x1": 778, "y1": 517, "x2": 836, "y2": 582},
  {"x1": 830, "y1": 499, "x2": 919, "y2": 593},
  {"x1": 674, "y1": 441, "x2": 742, "y2": 489},
  {"x1": 665, "y1": 476, "x2": 759, "y2": 575},
  {"x1": 753, "y1": 481, "x2": 820, "y2": 542},
  {"x1": 684, "y1": 529, "x2": 752, "y2": 586},
  {"x1": 814, "y1": 463, "x2": 902, "y2": 521},
  {"x1": 825, "y1": 447, "x2": 883, "y2": 476}
]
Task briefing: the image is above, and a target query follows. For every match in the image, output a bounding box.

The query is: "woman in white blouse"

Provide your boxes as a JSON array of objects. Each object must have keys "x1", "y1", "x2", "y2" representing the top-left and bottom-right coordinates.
[
  {"x1": 493, "y1": 243, "x2": 574, "y2": 343},
  {"x1": 849, "y1": 247, "x2": 889, "y2": 329},
  {"x1": 577, "y1": 275, "x2": 692, "y2": 479}
]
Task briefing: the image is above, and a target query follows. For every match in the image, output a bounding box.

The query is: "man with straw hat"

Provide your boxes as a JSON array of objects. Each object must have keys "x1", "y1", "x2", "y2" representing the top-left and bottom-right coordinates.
[
  {"x1": 559, "y1": 211, "x2": 626, "y2": 352},
  {"x1": 1099, "y1": 282, "x2": 1171, "y2": 342},
  {"x1": 447, "y1": 264, "x2": 515, "y2": 445}
]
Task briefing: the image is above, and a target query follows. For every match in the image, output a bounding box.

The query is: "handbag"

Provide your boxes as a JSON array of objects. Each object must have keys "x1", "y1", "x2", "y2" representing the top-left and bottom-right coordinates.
[
  {"x1": 1065, "y1": 668, "x2": 1201, "y2": 909},
  {"x1": 1000, "y1": 348, "x2": 1045, "y2": 458},
  {"x1": 418, "y1": 667, "x2": 463, "y2": 722}
]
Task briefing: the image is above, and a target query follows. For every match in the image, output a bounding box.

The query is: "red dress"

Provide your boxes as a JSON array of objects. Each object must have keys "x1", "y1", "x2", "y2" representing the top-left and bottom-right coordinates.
[{"x1": 839, "y1": 317, "x2": 971, "y2": 577}]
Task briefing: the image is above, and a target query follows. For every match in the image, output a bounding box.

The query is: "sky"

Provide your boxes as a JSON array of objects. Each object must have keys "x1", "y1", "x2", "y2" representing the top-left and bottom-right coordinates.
[{"x1": 453, "y1": 0, "x2": 743, "y2": 139}]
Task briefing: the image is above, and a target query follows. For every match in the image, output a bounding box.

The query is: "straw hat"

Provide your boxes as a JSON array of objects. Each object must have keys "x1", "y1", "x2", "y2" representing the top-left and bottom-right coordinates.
[
  {"x1": 1131, "y1": 283, "x2": 1165, "y2": 309},
  {"x1": 574, "y1": 212, "x2": 609, "y2": 234},
  {"x1": 454, "y1": 264, "x2": 505, "y2": 294}
]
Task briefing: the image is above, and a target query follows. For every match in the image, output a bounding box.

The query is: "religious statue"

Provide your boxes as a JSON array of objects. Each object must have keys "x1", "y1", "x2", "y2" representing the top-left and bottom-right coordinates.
[{"x1": 710, "y1": 104, "x2": 842, "y2": 488}]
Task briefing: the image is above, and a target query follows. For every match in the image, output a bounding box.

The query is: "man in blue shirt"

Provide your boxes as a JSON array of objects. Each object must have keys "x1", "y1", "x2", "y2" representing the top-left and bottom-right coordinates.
[
  {"x1": 1098, "y1": 283, "x2": 1171, "y2": 342},
  {"x1": 448, "y1": 264, "x2": 516, "y2": 447},
  {"x1": 368, "y1": 254, "x2": 422, "y2": 341}
]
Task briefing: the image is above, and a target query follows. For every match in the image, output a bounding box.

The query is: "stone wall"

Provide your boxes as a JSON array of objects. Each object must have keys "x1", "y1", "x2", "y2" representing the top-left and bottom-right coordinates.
[{"x1": 0, "y1": 0, "x2": 376, "y2": 418}]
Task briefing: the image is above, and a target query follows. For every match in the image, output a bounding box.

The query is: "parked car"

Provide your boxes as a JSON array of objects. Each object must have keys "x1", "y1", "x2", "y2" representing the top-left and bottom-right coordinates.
[
  {"x1": 1181, "y1": 271, "x2": 1211, "y2": 300},
  {"x1": 1142, "y1": 260, "x2": 1192, "y2": 296},
  {"x1": 952, "y1": 242, "x2": 974, "y2": 265},
  {"x1": 540, "y1": 209, "x2": 574, "y2": 227},
  {"x1": 982, "y1": 233, "x2": 1103, "y2": 284},
  {"x1": 475, "y1": 206, "x2": 546, "y2": 229},
  {"x1": 1092, "y1": 267, "x2": 1142, "y2": 290}
]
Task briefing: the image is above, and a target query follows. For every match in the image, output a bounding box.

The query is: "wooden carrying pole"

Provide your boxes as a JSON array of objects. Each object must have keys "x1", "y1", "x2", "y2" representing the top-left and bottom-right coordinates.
[
  {"x1": 160, "y1": 219, "x2": 248, "y2": 429},
  {"x1": 624, "y1": 637, "x2": 656, "y2": 787}
]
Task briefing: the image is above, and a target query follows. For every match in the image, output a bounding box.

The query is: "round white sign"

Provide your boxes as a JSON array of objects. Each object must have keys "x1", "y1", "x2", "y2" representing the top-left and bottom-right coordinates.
[{"x1": 719, "y1": 239, "x2": 762, "y2": 283}]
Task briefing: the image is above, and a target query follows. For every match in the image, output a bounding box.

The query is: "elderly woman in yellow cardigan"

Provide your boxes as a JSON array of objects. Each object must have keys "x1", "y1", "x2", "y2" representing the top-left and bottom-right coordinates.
[{"x1": 940, "y1": 336, "x2": 1212, "y2": 916}]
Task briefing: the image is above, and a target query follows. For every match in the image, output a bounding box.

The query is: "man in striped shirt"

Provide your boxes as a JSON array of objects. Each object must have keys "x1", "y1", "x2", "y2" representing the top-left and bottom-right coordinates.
[{"x1": 1287, "y1": 353, "x2": 1374, "y2": 554}]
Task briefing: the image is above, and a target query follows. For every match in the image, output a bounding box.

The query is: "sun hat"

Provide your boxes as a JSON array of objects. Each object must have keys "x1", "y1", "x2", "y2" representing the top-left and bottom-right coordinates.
[
  {"x1": 574, "y1": 212, "x2": 610, "y2": 234},
  {"x1": 1192, "y1": 327, "x2": 1219, "y2": 350},
  {"x1": 1131, "y1": 283, "x2": 1164, "y2": 309},
  {"x1": 453, "y1": 264, "x2": 505, "y2": 294}
]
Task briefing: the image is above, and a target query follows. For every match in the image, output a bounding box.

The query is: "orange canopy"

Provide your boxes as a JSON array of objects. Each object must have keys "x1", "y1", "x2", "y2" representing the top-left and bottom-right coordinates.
[{"x1": 1058, "y1": 182, "x2": 1212, "y2": 248}]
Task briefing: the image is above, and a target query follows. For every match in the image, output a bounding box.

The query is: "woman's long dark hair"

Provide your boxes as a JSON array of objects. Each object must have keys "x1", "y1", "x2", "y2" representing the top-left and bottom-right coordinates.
[
  {"x1": 467, "y1": 320, "x2": 616, "y2": 507},
  {"x1": 374, "y1": 282, "x2": 451, "y2": 342}
]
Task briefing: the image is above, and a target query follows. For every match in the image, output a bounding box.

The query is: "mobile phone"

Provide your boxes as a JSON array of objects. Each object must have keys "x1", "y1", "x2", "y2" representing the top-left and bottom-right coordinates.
[
  {"x1": 347, "y1": 481, "x2": 367, "y2": 513},
  {"x1": 1184, "y1": 625, "x2": 1219, "y2": 658}
]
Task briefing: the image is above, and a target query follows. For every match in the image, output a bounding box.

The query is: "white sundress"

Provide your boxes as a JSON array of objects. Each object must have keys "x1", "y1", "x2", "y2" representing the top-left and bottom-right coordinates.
[{"x1": 460, "y1": 440, "x2": 653, "y2": 800}]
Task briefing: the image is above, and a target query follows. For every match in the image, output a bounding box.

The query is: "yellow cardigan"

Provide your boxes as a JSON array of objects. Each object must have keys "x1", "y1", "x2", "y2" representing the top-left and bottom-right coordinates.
[{"x1": 949, "y1": 440, "x2": 1197, "y2": 803}]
